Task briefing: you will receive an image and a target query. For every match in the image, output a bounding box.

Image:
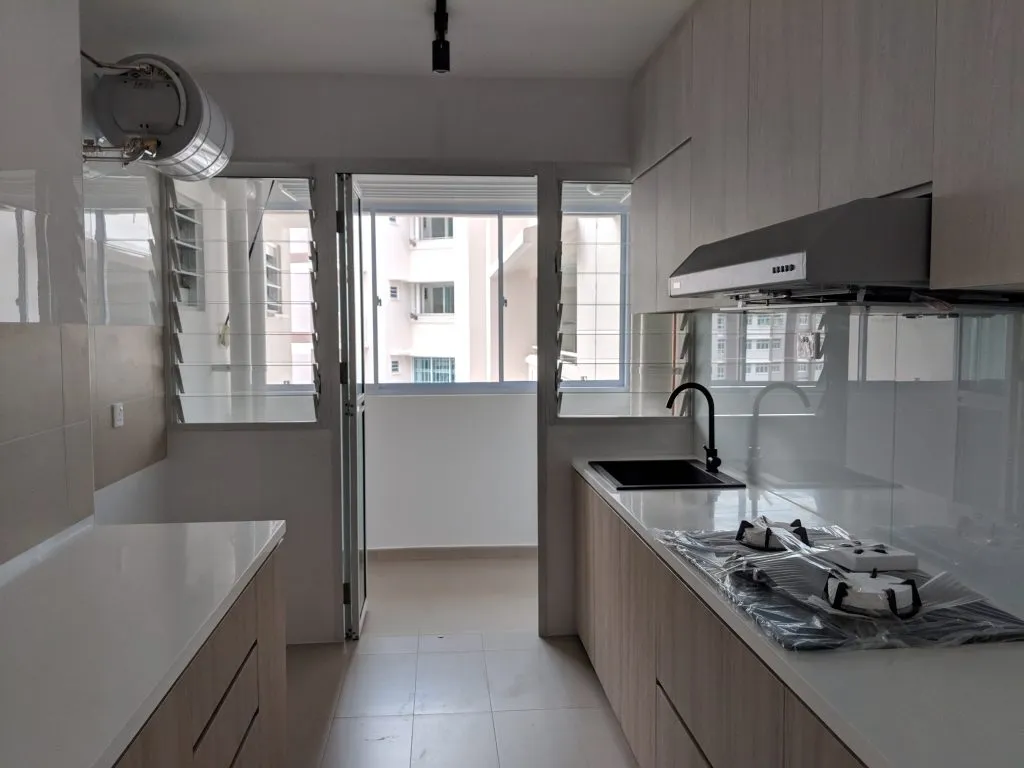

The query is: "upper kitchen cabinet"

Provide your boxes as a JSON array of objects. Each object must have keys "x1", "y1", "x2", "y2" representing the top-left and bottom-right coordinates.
[
  {"x1": 655, "y1": 145, "x2": 696, "y2": 313},
  {"x1": 629, "y1": 16, "x2": 693, "y2": 176},
  {"x1": 747, "y1": 0, "x2": 823, "y2": 230},
  {"x1": 689, "y1": 0, "x2": 750, "y2": 247},
  {"x1": 820, "y1": 0, "x2": 937, "y2": 207},
  {"x1": 931, "y1": 0, "x2": 1024, "y2": 289},
  {"x1": 629, "y1": 168, "x2": 659, "y2": 316}
]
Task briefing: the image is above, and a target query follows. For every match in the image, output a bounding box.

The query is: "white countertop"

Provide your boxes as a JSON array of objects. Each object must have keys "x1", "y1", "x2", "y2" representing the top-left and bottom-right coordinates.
[
  {"x1": 575, "y1": 459, "x2": 1024, "y2": 768},
  {"x1": 0, "y1": 519, "x2": 286, "y2": 768}
]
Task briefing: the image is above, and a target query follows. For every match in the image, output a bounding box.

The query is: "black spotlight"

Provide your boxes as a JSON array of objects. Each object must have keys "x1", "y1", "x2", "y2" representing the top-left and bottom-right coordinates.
[{"x1": 433, "y1": 0, "x2": 450, "y2": 74}]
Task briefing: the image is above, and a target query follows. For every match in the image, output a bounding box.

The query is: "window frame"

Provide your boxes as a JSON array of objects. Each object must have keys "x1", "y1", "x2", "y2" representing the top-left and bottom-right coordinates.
[
  {"x1": 362, "y1": 190, "x2": 629, "y2": 396},
  {"x1": 171, "y1": 198, "x2": 205, "y2": 310}
]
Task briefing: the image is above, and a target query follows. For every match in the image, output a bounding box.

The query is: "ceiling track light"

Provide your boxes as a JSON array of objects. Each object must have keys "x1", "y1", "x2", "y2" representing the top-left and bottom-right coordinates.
[{"x1": 433, "y1": 0, "x2": 450, "y2": 74}]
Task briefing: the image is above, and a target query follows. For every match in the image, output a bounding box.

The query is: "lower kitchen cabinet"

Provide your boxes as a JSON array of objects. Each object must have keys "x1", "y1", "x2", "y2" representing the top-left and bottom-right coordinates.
[
  {"x1": 656, "y1": 686, "x2": 710, "y2": 768},
  {"x1": 576, "y1": 473, "x2": 656, "y2": 767},
  {"x1": 114, "y1": 549, "x2": 286, "y2": 768},
  {"x1": 784, "y1": 691, "x2": 865, "y2": 768},
  {"x1": 573, "y1": 472, "x2": 866, "y2": 768},
  {"x1": 656, "y1": 557, "x2": 784, "y2": 768}
]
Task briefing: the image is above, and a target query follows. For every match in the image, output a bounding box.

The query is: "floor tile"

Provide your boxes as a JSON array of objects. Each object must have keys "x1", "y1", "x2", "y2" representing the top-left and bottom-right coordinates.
[
  {"x1": 482, "y1": 630, "x2": 543, "y2": 651},
  {"x1": 486, "y1": 639, "x2": 605, "y2": 711},
  {"x1": 357, "y1": 634, "x2": 420, "y2": 655},
  {"x1": 335, "y1": 652, "x2": 417, "y2": 718},
  {"x1": 414, "y1": 651, "x2": 492, "y2": 715},
  {"x1": 410, "y1": 713, "x2": 499, "y2": 768},
  {"x1": 320, "y1": 716, "x2": 413, "y2": 768},
  {"x1": 493, "y1": 708, "x2": 636, "y2": 768},
  {"x1": 418, "y1": 633, "x2": 483, "y2": 653},
  {"x1": 287, "y1": 644, "x2": 352, "y2": 768}
]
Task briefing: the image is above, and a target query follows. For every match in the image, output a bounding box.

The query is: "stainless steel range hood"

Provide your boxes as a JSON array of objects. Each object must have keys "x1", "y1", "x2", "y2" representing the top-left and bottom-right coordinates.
[{"x1": 669, "y1": 198, "x2": 931, "y2": 302}]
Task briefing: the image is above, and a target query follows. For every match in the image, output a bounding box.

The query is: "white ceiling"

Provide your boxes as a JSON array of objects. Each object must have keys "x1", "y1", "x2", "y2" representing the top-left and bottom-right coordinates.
[{"x1": 80, "y1": 0, "x2": 693, "y2": 78}]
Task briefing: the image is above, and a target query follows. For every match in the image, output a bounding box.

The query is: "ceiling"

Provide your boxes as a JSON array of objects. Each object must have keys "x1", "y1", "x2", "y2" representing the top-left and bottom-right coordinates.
[{"x1": 80, "y1": 0, "x2": 693, "y2": 78}]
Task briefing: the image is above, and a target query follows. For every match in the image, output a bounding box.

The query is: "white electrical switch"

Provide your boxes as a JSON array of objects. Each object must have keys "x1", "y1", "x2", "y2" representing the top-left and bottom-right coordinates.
[{"x1": 112, "y1": 402, "x2": 125, "y2": 429}]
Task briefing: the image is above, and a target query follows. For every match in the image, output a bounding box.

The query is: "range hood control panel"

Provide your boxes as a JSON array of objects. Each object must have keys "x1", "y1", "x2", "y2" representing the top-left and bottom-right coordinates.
[{"x1": 670, "y1": 252, "x2": 808, "y2": 298}]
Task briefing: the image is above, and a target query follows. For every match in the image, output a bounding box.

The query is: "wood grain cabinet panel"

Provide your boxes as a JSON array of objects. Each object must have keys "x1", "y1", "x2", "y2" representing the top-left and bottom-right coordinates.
[
  {"x1": 574, "y1": 472, "x2": 594, "y2": 657},
  {"x1": 656, "y1": 686, "x2": 710, "y2": 768},
  {"x1": 747, "y1": 0, "x2": 823, "y2": 229},
  {"x1": 629, "y1": 169, "x2": 659, "y2": 316},
  {"x1": 114, "y1": 684, "x2": 191, "y2": 768},
  {"x1": 655, "y1": 145, "x2": 695, "y2": 314},
  {"x1": 931, "y1": 0, "x2": 1024, "y2": 289},
  {"x1": 784, "y1": 691, "x2": 866, "y2": 768},
  {"x1": 193, "y1": 649, "x2": 259, "y2": 768},
  {"x1": 256, "y1": 549, "x2": 287, "y2": 767},
  {"x1": 618, "y1": 516, "x2": 657, "y2": 768},
  {"x1": 690, "y1": 0, "x2": 750, "y2": 247},
  {"x1": 820, "y1": 0, "x2": 936, "y2": 206},
  {"x1": 591, "y1": 493, "x2": 624, "y2": 718},
  {"x1": 185, "y1": 582, "x2": 258, "y2": 744},
  {"x1": 656, "y1": 559, "x2": 784, "y2": 768}
]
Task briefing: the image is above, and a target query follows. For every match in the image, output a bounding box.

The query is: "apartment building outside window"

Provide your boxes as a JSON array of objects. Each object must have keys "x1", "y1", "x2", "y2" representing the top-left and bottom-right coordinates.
[
  {"x1": 417, "y1": 283, "x2": 455, "y2": 314},
  {"x1": 414, "y1": 216, "x2": 454, "y2": 240},
  {"x1": 414, "y1": 357, "x2": 455, "y2": 383}
]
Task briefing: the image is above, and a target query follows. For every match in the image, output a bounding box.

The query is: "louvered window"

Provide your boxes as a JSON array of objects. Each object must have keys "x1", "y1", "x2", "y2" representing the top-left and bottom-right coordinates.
[{"x1": 166, "y1": 177, "x2": 320, "y2": 423}]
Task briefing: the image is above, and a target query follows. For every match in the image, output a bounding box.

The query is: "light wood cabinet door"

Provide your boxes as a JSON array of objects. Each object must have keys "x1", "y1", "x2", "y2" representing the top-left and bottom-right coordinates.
[
  {"x1": 655, "y1": 146, "x2": 690, "y2": 313},
  {"x1": 114, "y1": 684, "x2": 191, "y2": 768},
  {"x1": 618, "y1": 518, "x2": 657, "y2": 768},
  {"x1": 931, "y1": 0, "x2": 1024, "y2": 289},
  {"x1": 784, "y1": 691, "x2": 866, "y2": 768},
  {"x1": 654, "y1": 17, "x2": 693, "y2": 159},
  {"x1": 629, "y1": 61, "x2": 656, "y2": 175},
  {"x1": 573, "y1": 472, "x2": 594, "y2": 657},
  {"x1": 656, "y1": 560, "x2": 784, "y2": 768},
  {"x1": 256, "y1": 547, "x2": 287, "y2": 767},
  {"x1": 656, "y1": 686, "x2": 710, "y2": 768},
  {"x1": 820, "y1": 0, "x2": 936, "y2": 206},
  {"x1": 747, "y1": 0, "x2": 823, "y2": 229},
  {"x1": 690, "y1": 0, "x2": 750, "y2": 247},
  {"x1": 591, "y1": 493, "x2": 623, "y2": 717},
  {"x1": 629, "y1": 169, "x2": 659, "y2": 316}
]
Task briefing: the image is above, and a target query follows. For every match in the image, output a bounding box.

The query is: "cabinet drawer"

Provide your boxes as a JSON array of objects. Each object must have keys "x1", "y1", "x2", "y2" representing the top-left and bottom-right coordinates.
[
  {"x1": 784, "y1": 691, "x2": 865, "y2": 768},
  {"x1": 231, "y1": 712, "x2": 264, "y2": 768},
  {"x1": 656, "y1": 561, "x2": 784, "y2": 767},
  {"x1": 194, "y1": 648, "x2": 259, "y2": 768},
  {"x1": 187, "y1": 582, "x2": 258, "y2": 744},
  {"x1": 656, "y1": 685, "x2": 709, "y2": 768}
]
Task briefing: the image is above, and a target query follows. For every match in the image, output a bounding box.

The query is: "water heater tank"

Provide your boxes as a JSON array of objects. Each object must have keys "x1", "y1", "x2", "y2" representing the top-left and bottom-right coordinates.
[{"x1": 92, "y1": 53, "x2": 233, "y2": 181}]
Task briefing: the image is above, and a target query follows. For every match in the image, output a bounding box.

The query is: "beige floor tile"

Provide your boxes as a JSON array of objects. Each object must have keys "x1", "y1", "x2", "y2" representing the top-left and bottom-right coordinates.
[
  {"x1": 287, "y1": 643, "x2": 353, "y2": 768},
  {"x1": 335, "y1": 652, "x2": 418, "y2": 718},
  {"x1": 493, "y1": 708, "x2": 637, "y2": 768},
  {"x1": 320, "y1": 716, "x2": 413, "y2": 768},
  {"x1": 482, "y1": 629, "x2": 544, "y2": 651},
  {"x1": 365, "y1": 556, "x2": 538, "y2": 634},
  {"x1": 486, "y1": 639, "x2": 606, "y2": 712},
  {"x1": 356, "y1": 634, "x2": 420, "y2": 655},
  {"x1": 414, "y1": 651, "x2": 492, "y2": 715},
  {"x1": 418, "y1": 633, "x2": 483, "y2": 653},
  {"x1": 410, "y1": 713, "x2": 499, "y2": 768}
]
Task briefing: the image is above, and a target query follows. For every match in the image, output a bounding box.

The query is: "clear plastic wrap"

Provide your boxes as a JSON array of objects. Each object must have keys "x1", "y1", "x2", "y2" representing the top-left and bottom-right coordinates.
[{"x1": 655, "y1": 522, "x2": 1024, "y2": 651}]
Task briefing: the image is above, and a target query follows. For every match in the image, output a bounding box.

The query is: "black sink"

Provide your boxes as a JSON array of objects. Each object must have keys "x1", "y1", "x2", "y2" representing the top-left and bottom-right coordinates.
[{"x1": 590, "y1": 459, "x2": 745, "y2": 491}]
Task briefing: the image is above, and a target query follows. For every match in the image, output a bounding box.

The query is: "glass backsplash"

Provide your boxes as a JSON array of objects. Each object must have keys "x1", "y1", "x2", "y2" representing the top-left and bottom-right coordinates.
[{"x1": 685, "y1": 305, "x2": 1024, "y2": 617}]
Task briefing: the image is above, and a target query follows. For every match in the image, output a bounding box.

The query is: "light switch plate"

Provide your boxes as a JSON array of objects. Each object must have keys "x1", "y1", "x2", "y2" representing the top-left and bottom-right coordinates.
[{"x1": 111, "y1": 402, "x2": 125, "y2": 429}]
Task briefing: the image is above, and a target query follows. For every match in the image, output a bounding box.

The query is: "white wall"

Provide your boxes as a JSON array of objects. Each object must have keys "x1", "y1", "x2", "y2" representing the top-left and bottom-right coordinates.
[
  {"x1": 94, "y1": 460, "x2": 168, "y2": 524},
  {"x1": 366, "y1": 394, "x2": 537, "y2": 549},
  {"x1": 199, "y1": 74, "x2": 629, "y2": 166},
  {"x1": 163, "y1": 429, "x2": 337, "y2": 644}
]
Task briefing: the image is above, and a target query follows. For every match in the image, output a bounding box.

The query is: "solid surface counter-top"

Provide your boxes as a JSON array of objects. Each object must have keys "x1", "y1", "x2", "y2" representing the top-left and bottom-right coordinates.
[
  {"x1": 575, "y1": 458, "x2": 1024, "y2": 768},
  {"x1": 0, "y1": 519, "x2": 286, "y2": 768}
]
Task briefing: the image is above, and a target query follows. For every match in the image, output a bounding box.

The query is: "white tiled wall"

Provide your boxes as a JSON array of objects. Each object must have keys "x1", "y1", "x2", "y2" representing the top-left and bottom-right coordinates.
[
  {"x1": 691, "y1": 306, "x2": 1024, "y2": 617},
  {"x1": 0, "y1": 0, "x2": 93, "y2": 563}
]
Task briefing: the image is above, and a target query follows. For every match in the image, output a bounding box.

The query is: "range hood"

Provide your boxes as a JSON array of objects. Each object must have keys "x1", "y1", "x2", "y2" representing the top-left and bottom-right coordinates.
[{"x1": 669, "y1": 198, "x2": 931, "y2": 303}]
